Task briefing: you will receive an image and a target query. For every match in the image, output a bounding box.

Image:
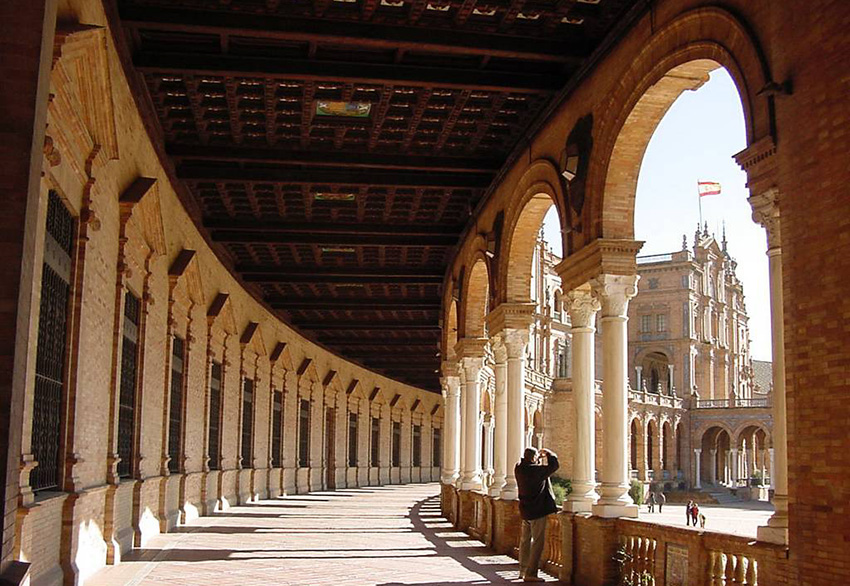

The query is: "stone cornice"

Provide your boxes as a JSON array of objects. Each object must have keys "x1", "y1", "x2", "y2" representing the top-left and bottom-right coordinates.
[
  {"x1": 454, "y1": 337, "x2": 489, "y2": 360},
  {"x1": 734, "y1": 136, "x2": 777, "y2": 196},
  {"x1": 555, "y1": 238, "x2": 644, "y2": 293},
  {"x1": 486, "y1": 302, "x2": 536, "y2": 335}
]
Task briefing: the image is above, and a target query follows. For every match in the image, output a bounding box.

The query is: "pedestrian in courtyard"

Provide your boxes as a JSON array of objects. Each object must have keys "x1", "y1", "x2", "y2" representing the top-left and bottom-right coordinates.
[
  {"x1": 686, "y1": 500, "x2": 695, "y2": 526},
  {"x1": 515, "y1": 447, "x2": 559, "y2": 583},
  {"x1": 647, "y1": 491, "x2": 656, "y2": 513},
  {"x1": 658, "y1": 491, "x2": 666, "y2": 513},
  {"x1": 690, "y1": 502, "x2": 700, "y2": 527}
]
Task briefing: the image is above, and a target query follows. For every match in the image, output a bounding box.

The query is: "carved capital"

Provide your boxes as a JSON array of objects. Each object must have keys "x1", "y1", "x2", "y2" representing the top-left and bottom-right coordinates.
[
  {"x1": 748, "y1": 188, "x2": 781, "y2": 250},
  {"x1": 490, "y1": 335, "x2": 508, "y2": 364},
  {"x1": 567, "y1": 285, "x2": 601, "y2": 329},
  {"x1": 590, "y1": 273, "x2": 639, "y2": 318},
  {"x1": 486, "y1": 302, "x2": 536, "y2": 335},
  {"x1": 502, "y1": 328, "x2": 529, "y2": 359},
  {"x1": 461, "y1": 356, "x2": 485, "y2": 383}
]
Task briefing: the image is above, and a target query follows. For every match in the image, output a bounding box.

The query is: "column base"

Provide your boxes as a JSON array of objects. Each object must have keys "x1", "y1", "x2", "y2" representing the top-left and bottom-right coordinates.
[
  {"x1": 488, "y1": 483, "x2": 505, "y2": 497},
  {"x1": 441, "y1": 472, "x2": 459, "y2": 485},
  {"x1": 563, "y1": 498, "x2": 594, "y2": 513},
  {"x1": 500, "y1": 478, "x2": 518, "y2": 500},
  {"x1": 592, "y1": 502, "x2": 639, "y2": 518},
  {"x1": 757, "y1": 524, "x2": 788, "y2": 545},
  {"x1": 460, "y1": 480, "x2": 483, "y2": 491}
]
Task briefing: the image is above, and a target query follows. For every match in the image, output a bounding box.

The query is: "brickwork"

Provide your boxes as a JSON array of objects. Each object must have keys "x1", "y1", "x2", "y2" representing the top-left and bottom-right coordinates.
[{"x1": 3, "y1": 2, "x2": 444, "y2": 585}]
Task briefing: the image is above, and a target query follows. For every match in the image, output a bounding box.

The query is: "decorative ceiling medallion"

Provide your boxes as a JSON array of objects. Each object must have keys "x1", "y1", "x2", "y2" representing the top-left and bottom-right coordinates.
[
  {"x1": 315, "y1": 101, "x2": 372, "y2": 118},
  {"x1": 314, "y1": 192, "x2": 357, "y2": 201}
]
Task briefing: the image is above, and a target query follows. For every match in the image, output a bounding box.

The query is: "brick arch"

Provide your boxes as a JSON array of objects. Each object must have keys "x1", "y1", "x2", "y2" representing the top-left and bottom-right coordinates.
[
  {"x1": 732, "y1": 421, "x2": 771, "y2": 448},
  {"x1": 698, "y1": 423, "x2": 734, "y2": 447},
  {"x1": 498, "y1": 159, "x2": 566, "y2": 304},
  {"x1": 458, "y1": 253, "x2": 491, "y2": 339},
  {"x1": 442, "y1": 293, "x2": 459, "y2": 362},
  {"x1": 585, "y1": 7, "x2": 771, "y2": 241}
]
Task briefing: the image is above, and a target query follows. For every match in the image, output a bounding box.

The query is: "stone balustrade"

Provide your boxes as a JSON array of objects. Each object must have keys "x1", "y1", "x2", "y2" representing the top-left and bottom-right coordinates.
[
  {"x1": 442, "y1": 484, "x2": 790, "y2": 586},
  {"x1": 695, "y1": 397, "x2": 771, "y2": 409}
]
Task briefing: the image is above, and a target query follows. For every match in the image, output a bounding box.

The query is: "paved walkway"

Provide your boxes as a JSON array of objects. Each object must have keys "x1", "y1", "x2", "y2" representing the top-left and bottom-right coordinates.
[
  {"x1": 638, "y1": 500, "x2": 774, "y2": 537},
  {"x1": 87, "y1": 483, "x2": 555, "y2": 586}
]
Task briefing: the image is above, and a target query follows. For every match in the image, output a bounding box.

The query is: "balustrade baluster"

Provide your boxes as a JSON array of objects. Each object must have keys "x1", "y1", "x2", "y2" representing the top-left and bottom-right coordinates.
[
  {"x1": 732, "y1": 554, "x2": 745, "y2": 585},
  {"x1": 710, "y1": 551, "x2": 725, "y2": 586},
  {"x1": 724, "y1": 553, "x2": 736, "y2": 585},
  {"x1": 744, "y1": 556, "x2": 757, "y2": 585}
]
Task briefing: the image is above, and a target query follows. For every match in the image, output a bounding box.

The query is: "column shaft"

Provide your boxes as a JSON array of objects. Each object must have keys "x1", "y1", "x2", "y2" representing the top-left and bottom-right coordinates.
[
  {"x1": 490, "y1": 345, "x2": 508, "y2": 496},
  {"x1": 564, "y1": 288, "x2": 600, "y2": 512},
  {"x1": 592, "y1": 275, "x2": 639, "y2": 518},
  {"x1": 441, "y1": 375, "x2": 461, "y2": 484},
  {"x1": 501, "y1": 330, "x2": 528, "y2": 500},
  {"x1": 694, "y1": 449, "x2": 702, "y2": 489},
  {"x1": 460, "y1": 358, "x2": 483, "y2": 490}
]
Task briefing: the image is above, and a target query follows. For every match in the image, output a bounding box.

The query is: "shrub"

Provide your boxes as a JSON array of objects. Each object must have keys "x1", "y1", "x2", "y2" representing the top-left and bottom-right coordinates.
[
  {"x1": 629, "y1": 479, "x2": 645, "y2": 506},
  {"x1": 550, "y1": 476, "x2": 572, "y2": 506}
]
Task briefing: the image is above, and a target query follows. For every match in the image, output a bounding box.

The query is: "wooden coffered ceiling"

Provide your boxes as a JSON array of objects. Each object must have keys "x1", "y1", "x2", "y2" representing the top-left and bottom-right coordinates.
[{"x1": 115, "y1": 0, "x2": 637, "y2": 392}]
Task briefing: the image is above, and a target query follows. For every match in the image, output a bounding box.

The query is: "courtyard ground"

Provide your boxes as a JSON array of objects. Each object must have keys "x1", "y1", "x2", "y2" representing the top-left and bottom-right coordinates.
[{"x1": 87, "y1": 484, "x2": 775, "y2": 586}]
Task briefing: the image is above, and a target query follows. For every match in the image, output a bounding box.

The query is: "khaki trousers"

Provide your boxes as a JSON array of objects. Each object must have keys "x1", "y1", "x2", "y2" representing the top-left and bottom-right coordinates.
[{"x1": 519, "y1": 515, "x2": 548, "y2": 578}]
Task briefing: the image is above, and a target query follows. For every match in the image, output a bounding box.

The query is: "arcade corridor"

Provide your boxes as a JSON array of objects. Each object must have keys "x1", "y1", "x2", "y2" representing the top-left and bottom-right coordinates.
[{"x1": 87, "y1": 484, "x2": 554, "y2": 586}]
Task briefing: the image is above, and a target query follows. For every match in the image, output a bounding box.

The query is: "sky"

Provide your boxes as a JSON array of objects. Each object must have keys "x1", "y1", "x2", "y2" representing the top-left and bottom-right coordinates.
[{"x1": 543, "y1": 68, "x2": 772, "y2": 361}]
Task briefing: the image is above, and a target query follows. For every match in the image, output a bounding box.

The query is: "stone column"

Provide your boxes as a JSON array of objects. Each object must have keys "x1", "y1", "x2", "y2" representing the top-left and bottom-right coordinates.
[
  {"x1": 694, "y1": 449, "x2": 702, "y2": 489},
  {"x1": 489, "y1": 339, "x2": 508, "y2": 497},
  {"x1": 457, "y1": 377, "x2": 466, "y2": 488},
  {"x1": 440, "y1": 371, "x2": 461, "y2": 485},
  {"x1": 483, "y1": 416, "x2": 494, "y2": 478},
  {"x1": 769, "y1": 448, "x2": 776, "y2": 490},
  {"x1": 564, "y1": 286, "x2": 601, "y2": 512},
  {"x1": 710, "y1": 449, "x2": 717, "y2": 484},
  {"x1": 591, "y1": 274, "x2": 640, "y2": 518},
  {"x1": 635, "y1": 366, "x2": 643, "y2": 393},
  {"x1": 502, "y1": 328, "x2": 530, "y2": 500},
  {"x1": 668, "y1": 364, "x2": 675, "y2": 395},
  {"x1": 460, "y1": 358, "x2": 484, "y2": 490},
  {"x1": 730, "y1": 448, "x2": 739, "y2": 486}
]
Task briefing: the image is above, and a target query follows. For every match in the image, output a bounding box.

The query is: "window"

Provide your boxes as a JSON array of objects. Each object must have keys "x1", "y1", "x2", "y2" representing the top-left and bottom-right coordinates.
[
  {"x1": 298, "y1": 399, "x2": 310, "y2": 467},
  {"x1": 271, "y1": 390, "x2": 283, "y2": 468},
  {"x1": 117, "y1": 291, "x2": 140, "y2": 478},
  {"x1": 641, "y1": 315, "x2": 652, "y2": 333},
  {"x1": 682, "y1": 274, "x2": 691, "y2": 289},
  {"x1": 433, "y1": 428, "x2": 442, "y2": 468},
  {"x1": 656, "y1": 314, "x2": 667, "y2": 332},
  {"x1": 413, "y1": 425, "x2": 421, "y2": 467},
  {"x1": 32, "y1": 190, "x2": 74, "y2": 492},
  {"x1": 370, "y1": 417, "x2": 380, "y2": 467},
  {"x1": 348, "y1": 412, "x2": 358, "y2": 467},
  {"x1": 392, "y1": 421, "x2": 401, "y2": 467},
  {"x1": 241, "y1": 378, "x2": 254, "y2": 468},
  {"x1": 208, "y1": 361, "x2": 222, "y2": 471},
  {"x1": 168, "y1": 336, "x2": 186, "y2": 473}
]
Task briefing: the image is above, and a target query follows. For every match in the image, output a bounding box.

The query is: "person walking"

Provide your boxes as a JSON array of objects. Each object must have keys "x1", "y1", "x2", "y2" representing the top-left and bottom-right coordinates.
[
  {"x1": 515, "y1": 447, "x2": 559, "y2": 583},
  {"x1": 691, "y1": 502, "x2": 701, "y2": 527},
  {"x1": 658, "y1": 491, "x2": 666, "y2": 513},
  {"x1": 647, "y1": 491, "x2": 656, "y2": 513},
  {"x1": 686, "y1": 500, "x2": 695, "y2": 526}
]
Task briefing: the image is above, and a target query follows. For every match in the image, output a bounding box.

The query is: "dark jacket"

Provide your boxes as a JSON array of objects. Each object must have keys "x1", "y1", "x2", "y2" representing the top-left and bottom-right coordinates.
[{"x1": 515, "y1": 451, "x2": 560, "y2": 521}]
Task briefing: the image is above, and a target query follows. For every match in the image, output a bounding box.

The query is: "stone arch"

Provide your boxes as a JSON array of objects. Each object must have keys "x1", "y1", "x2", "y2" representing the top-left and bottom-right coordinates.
[
  {"x1": 442, "y1": 293, "x2": 459, "y2": 362},
  {"x1": 629, "y1": 418, "x2": 639, "y2": 473},
  {"x1": 498, "y1": 160, "x2": 566, "y2": 304},
  {"x1": 587, "y1": 7, "x2": 771, "y2": 241},
  {"x1": 459, "y1": 253, "x2": 491, "y2": 339}
]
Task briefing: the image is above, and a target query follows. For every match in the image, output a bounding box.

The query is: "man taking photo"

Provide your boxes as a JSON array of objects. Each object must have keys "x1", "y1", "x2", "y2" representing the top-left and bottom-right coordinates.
[{"x1": 515, "y1": 447, "x2": 559, "y2": 582}]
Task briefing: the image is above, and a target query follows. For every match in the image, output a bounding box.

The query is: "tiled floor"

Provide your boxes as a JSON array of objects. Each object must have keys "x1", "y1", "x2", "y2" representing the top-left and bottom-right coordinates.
[{"x1": 87, "y1": 483, "x2": 555, "y2": 586}]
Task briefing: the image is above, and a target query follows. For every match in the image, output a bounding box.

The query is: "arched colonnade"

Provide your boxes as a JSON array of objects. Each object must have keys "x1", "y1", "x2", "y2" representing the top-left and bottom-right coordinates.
[{"x1": 439, "y1": 5, "x2": 788, "y2": 540}]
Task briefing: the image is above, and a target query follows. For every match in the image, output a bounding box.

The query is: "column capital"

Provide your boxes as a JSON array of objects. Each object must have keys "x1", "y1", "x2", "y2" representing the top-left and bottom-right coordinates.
[
  {"x1": 460, "y1": 355, "x2": 485, "y2": 382},
  {"x1": 490, "y1": 335, "x2": 508, "y2": 364},
  {"x1": 502, "y1": 328, "x2": 529, "y2": 359},
  {"x1": 486, "y1": 302, "x2": 536, "y2": 335},
  {"x1": 694, "y1": 448, "x2": 702, "y2": 455},
  {"x1": 567, "y1": 285, "x2": 601, "y2": 330},
  {"x1": 748, "y1": 188, "x2": 781, "y2": 250},
  {"x1": 590, "y1": 273, "x2": 639, "y2": 318}
]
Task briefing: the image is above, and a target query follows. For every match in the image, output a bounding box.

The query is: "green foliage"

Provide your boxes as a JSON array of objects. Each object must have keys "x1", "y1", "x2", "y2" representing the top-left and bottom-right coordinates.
[
  {"x1": 550, "y1": 476, "x2": 572, "y2": 506},
  {"x1": 629, "y1": 479, "x2": 645, "y2": 506}
]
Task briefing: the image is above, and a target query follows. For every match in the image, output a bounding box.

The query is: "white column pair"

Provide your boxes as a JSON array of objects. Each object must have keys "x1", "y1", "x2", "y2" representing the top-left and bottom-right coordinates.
[
  {"x1": 492, "y1": 328, "x2": 530, "y2": 500},
  {"x1": 563, "y1": 275, "x2": 640, "y2": 518},
  {"x1": 440, "y1": 370, "x2": 461, "y2": 485}
]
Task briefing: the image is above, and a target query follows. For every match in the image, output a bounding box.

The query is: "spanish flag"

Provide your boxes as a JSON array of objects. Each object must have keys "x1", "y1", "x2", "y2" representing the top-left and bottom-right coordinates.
[{"x1": 697, "y1": 181, "x2": 722, "y2": 196}]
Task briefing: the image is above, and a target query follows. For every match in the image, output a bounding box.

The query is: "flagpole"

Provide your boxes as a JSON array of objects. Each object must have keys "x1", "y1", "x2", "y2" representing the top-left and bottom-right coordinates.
[{"x1": 697, "y1": 181, "x2": 703, "y2": 228}]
